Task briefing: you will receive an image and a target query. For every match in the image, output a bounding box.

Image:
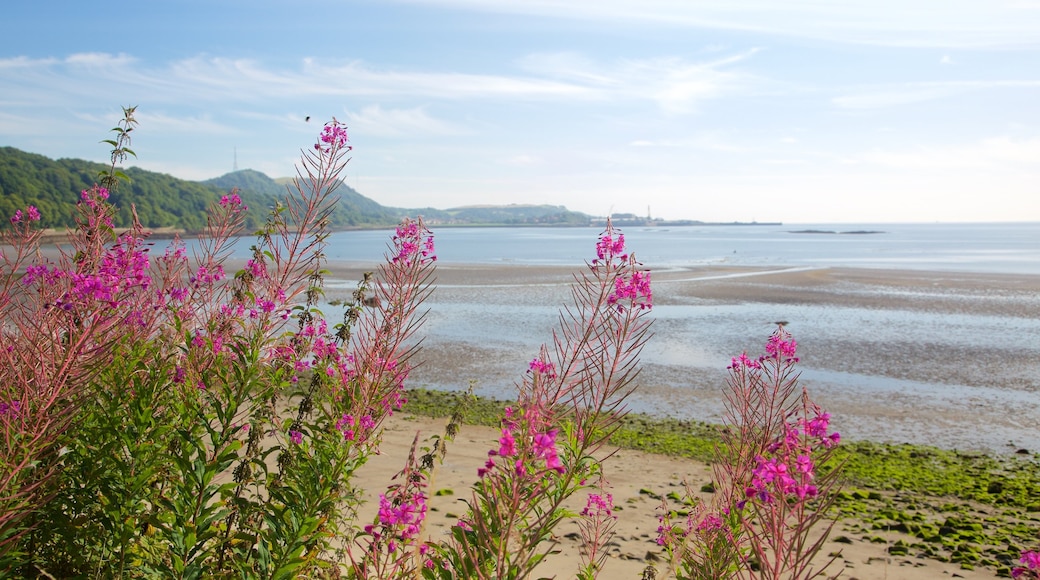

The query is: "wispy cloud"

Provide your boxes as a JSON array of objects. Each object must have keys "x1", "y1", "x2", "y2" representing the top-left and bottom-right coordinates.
[
  {"x1": 833, "y1": 80, "x2": 1040, "y2": 109},
  {"x1": 0, "y1": 50, "x2": 763, "y2": 116},
  {"x1": 392, "y1": 0, "x2": 1040, "y2": 49},
  {"x1": 344, "y1": 105, "x2": 469, "y2": 137},
  {"x1": 65, "y1": 52, "x2": 137, "y2": 67},
  {"x1": 517, "y1": 50, "x2": 760, "y2": 113},
  {"x1": 0, "y1": 53, "x2": 571, "y2": 108}
]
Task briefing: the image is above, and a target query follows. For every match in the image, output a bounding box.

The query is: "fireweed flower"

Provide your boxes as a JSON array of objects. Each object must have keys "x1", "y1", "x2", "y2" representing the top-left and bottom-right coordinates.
[
  {"x1": 728, "y1": 352, "x2": 761, "y2": 370},
  {"x1": 79, "y1": 185, "x2": 110, "y2": 207},
  {"x1": 608, "y1": 269, "x2": 653, "y2": 311},
  {"x1": 1014, "y1": 550, "x2": 1040, "y2": 578},
  {"x1": 314, "y1": 121, "x2": 351, "y2": 154},
  {"x1": 532, "y1": 429, "x2": 565, "y2": 474},
  {"x1": 363, "y1": 473, "x2": 429, "y2": 558},
  {"x1": 592, "y1": 227, "x2": 653, "y2": 311},
  {"x1": 218, "y1": 192, "x2": 244, "y2": 209},
  {"x1": 528, "y1": 358, "x2": 556, "y2": 378},
  {"x1": 594, "y1": 232, "x2": 627, "y2": 263},
  {"x1": 336, "y1": 414, "x2": 376, "y2": 442},
  {"x1": 245, "y1": 258, "x2": 267, "y2": 279},
  {"x1": 8, "y1": 205, "x2": 40, "y2": 225},
  {"x1": 392, "y1": 219, "x2": 436, "y2": 265},
  {"x1": 581, "y1": 493, "x2": 616, "y2": 519},
  {"x1": 497, "y1": 428, "x2": 517, "y2": 457},
  {"x1": 0, "y1": 400, "x2": 21, "y2": 418},
  {"x1": 765, "y1": 333, "x2": 799, "y2": 362}
]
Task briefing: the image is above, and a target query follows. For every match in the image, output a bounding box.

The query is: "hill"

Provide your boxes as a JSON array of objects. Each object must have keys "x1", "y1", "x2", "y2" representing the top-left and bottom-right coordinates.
[
  {"x1": 202, "y1": 169, "x2": 400, "y2": 228},
  {"x1": 0, "y1": 147, "x2": 231, "y2": 232},
  {"x1": 0, "y1": 147, "x2": 594, "y2": 233}
]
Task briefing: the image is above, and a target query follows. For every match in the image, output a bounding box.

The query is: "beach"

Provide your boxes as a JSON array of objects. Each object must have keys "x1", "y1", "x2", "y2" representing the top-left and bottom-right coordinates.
[
  {"x1": 21, "y1": 241, "x2": 1040, "y2": 577},
  {"x1": 321, "y1": 261, "x2": 1039, "y2": 578},
  {"x1": 356, "y1": 414, "x2": 1005, "y2": 580},
  {"x1": 323, "y1": 262, "x2": 1040, "y2": 453}
]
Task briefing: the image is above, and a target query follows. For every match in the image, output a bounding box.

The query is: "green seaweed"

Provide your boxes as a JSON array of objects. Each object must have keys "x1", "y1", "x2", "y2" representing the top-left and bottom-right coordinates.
[{"x1": 402, "y1": 387, "x2": 1040, "y2": 577}]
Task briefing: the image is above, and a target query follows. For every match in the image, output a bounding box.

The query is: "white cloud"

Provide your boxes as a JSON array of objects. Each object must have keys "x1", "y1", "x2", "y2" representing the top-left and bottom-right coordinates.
[
  {"x1": 0, "y1": 49, "x2": 764, "y2": 120},
  {"x1": 272, "y1": 58, "x2": 596, "y2": 101},
  {"x1": 65, "y1": 52, "x2": 137, "y2": 67},
  {"x1": 0, "y1": 53, "x2": 602, "y2": 109},
  {"x1": 343, "y1": 105, "x2": 468, "y2": 137},
  {"x1": 517, "y1": 50, "x2": 760, "y2": 113},
  {"x1": 0, "y1": 55, "x2": 57, "y2": 69},
  {"x1": 390, "y1": 0, "x2": 1040, "y2": 48},
  {"x1": 134, "y1": 111, "x2": 237, "y2": 135}
]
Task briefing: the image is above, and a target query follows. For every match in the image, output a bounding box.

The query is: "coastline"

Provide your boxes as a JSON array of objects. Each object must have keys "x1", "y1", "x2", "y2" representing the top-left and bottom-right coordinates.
[
  {"x1": 319, "y1": 261, "x2": 1040, "y2": 454},
  {"x1": 11, "y1": 246, "x2": 1036, "y2": 577}
]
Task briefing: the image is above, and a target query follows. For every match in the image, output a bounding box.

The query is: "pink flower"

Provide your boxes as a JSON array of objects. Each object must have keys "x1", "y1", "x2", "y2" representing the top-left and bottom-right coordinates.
[
  {"x1": 528, "y1": 358, "x2": 556, "y2": 378},
  {"x1": 219, "y1": 192, "x2": 244, "y2": 209},
  {"x1": 477, "y1": 457, "x2": 496, "y2": 478},
  {"x1": 290, "y1": 429, "x2": 303, "y2": 445},
  {"x1": 728, "y1": 352, "x2": 761, "y2": 370},
  {"x1": 0, "y1": 400, "x2": 21, "y2": 418},
  {"x1": 392, "y1": 219, "x2": 436, "y2": 265},
  {"x1": 581, "y1": 493, "x2": 616, "y2": 519},
  {"x1": 533, "y1": 429, "x2": 565, "y2": 474},
  {"x1": 497, "y1": 429, "x2": 517, "y2": 457},
  {"x1": 766, "y1": 333, "x2": 798, "y2": 361},
  {"x1": 595, "y1": 232, "x2": 627, "y2": 262},
  {"x1": 314, "y1": 122, "x2": 351, "y2": 154},
  {"x1": 796, "y1": 454, "x2": 814, "y2": 475}
]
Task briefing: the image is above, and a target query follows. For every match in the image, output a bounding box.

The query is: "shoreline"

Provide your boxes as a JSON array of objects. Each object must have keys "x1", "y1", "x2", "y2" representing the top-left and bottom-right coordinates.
[{"x1": 317, "y1": 261, "x2": 1040, "y2": 455}]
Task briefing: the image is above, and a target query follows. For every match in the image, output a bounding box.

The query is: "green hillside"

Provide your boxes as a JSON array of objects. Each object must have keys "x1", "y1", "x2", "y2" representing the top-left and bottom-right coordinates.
[
  {"x1": 0, "y1": 148, "x2": 400, "y2": 232},
  {"x1": 203, "y1": 169, "x2": 400, "y2": 228},
  {"x1": 0, "y1": 146, "x2": 593, "y2": 233},
  {"x1": 0, "y1": 148, "x2": 258, "y2": 231}
]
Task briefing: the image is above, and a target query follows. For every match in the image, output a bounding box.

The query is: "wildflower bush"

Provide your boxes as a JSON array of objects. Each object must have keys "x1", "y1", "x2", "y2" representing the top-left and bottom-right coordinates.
[
  {"x1": 0, "y1": 108, "x2": 846, "y2": 579},
  {"x1": 655, "y1": 329, "x2": 843, "y2": 580},
  {"x1": 1, "y1": 112, "x2": 438, "y2": 578}
]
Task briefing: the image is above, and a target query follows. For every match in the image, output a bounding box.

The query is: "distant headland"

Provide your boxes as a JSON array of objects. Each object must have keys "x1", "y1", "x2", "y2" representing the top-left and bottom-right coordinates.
[{"x1": 0, "y1": 147, "x2": 779, "y2": 232}]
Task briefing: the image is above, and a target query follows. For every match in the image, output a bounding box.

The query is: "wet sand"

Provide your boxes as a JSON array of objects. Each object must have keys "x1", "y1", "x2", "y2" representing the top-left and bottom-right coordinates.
[{"x1": 323, "y1": 262, "x2": 1040, "y2": 453}]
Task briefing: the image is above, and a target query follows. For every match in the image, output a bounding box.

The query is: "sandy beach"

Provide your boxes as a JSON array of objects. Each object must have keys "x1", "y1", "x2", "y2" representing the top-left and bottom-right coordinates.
[
  {"x1": 355, "y1": 414, "x2": 1004, "y2": 580},
  {"x1": 319, "y1": 261, "x2": 1040, "y2": 578}
]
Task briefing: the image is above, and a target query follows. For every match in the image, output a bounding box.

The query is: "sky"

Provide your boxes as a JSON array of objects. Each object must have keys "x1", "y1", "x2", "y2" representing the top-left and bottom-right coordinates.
[{"x1": 1, "y1": 1, "x2": 1039, "y2": 223}]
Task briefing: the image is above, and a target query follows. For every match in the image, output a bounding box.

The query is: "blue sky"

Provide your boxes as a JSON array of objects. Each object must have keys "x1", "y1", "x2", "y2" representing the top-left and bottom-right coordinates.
[{"x1": 2, "y1": 1, "x2": 1038, "y2": 223}]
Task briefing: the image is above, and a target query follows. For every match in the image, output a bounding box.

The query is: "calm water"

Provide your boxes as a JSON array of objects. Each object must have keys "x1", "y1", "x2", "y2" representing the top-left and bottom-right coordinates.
[
  {"x1": 246, "y1": 222, "x2": 1040, "y2": 452},
  {"x1": 274, "y1": 222, "x2": 1040, "y2": 275}
]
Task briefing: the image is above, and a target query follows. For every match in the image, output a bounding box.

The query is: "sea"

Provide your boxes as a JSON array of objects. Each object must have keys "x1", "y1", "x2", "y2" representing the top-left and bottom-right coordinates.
[
  {"x1": 281, "y1": 221, "x2": 1040, "y2": 275},
  {"x1": 223, "y1": 222, "x2": 1040, "y2": 453}
]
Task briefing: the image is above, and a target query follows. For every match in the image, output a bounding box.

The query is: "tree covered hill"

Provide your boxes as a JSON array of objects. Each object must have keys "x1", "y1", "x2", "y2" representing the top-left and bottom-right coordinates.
[
  {"x1": 0, "y1": 147, "x2": 411, "y2": 232},
  {"x1": 0, "y1": 146, "x2": 593, "y2": 233}
]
